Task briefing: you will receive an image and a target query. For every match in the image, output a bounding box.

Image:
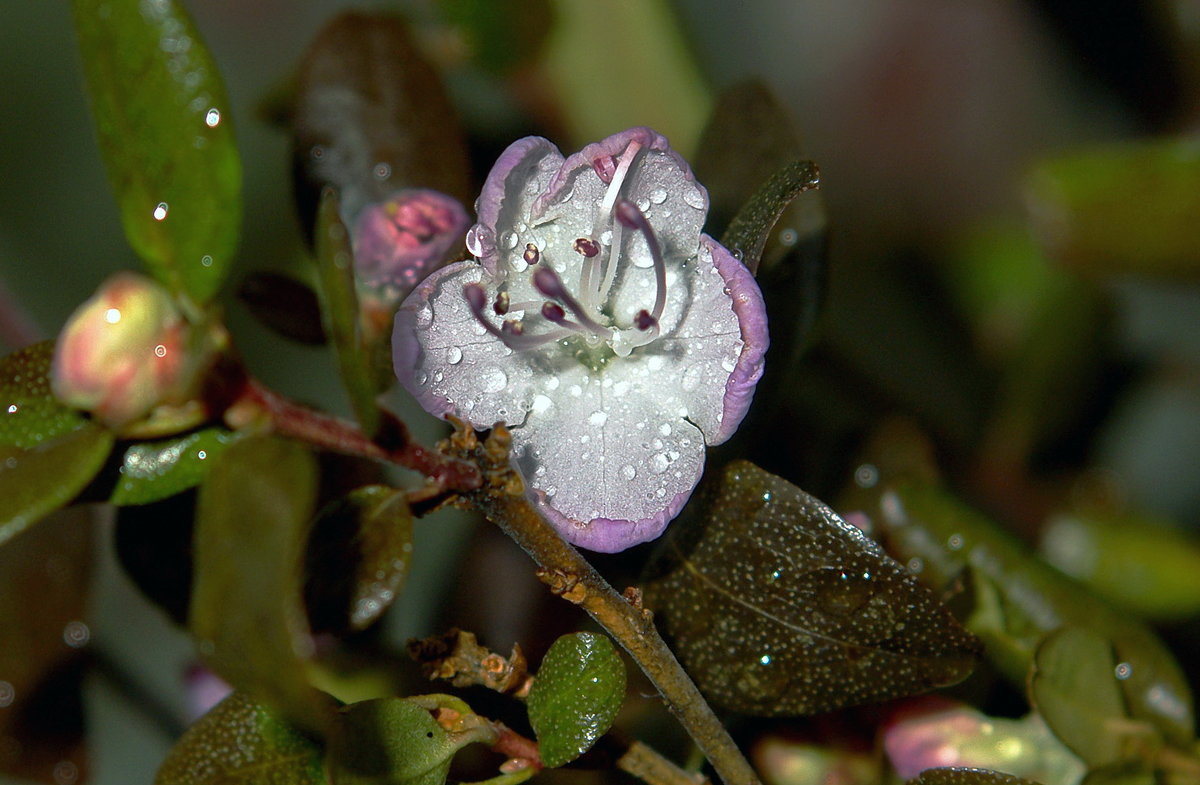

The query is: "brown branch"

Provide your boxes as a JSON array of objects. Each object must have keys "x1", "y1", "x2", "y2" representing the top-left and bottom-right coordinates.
[{"x1": 441, "y1": 421, "x2": 762, "y2": 785}]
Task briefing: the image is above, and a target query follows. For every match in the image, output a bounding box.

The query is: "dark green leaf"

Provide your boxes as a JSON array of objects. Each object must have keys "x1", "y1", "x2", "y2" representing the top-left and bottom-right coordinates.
[
  {"x1": 864, "y1": 478, "x2": 1195, "y2": 745},
  {"x1": 1026, "y1": 137, "x2": 1200, "y2": 280},
  {"x1": 292, "y1": 11, "x2": 470, "y2": 235},
  {"x1": 237, "y1": 272, "x2": 327, "y2": 345},
  {"x1": 436, "y1": 0, "x2": 553, "y2": 73},
  {"x1": 527, "y1": 632, "x2": 626, "y2": 767},
  {"x1": 0, "y1": 508, "x2": 93, "y2": 783},
  {"x1": 330, "y1": 698, "x2": 463, "y2": 785},
  {"x1": 644, "y1": 461, "x2": 981, "y2": 716},
  {"x1": 72, "y1": 0, "x2": 242, "y2": 302},
  {"x1": 1029, "y1": 627, "x2": 1131, "y2": 766},
  {"x1": 0, "y1": 425, "x2": 114, "y2": 548},
  {"x1": 314, "y1": 189, "x2": 383, "y2": 435},
  {"x1": 115, "y1": 493, "x2": 196, "y2": 625},
  {"x1": 0, "y1": 342, "x2": 88, "y2": 449},
  {"x1": 305, "y1": 485, "x2": 413, "y2": 633},
  {"x1": 155, "y1": 692, "x2": 326, "y2": 785},
  {"x1": 111, "y1": 427, "x2": 242, "y2": 506},
  {"x1": 720, "y1": 160, "x2": 821, "y2": 276},
  {"x1": 191, "y1": 435, "x2": 336, "y2": 736},
  {"x1": 907, "y1": 768, "x2": 1043, "y2": 785}
]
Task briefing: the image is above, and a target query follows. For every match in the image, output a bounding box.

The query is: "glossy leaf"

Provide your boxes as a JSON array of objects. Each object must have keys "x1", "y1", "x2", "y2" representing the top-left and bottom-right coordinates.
[
  {"x1": 864, "y1": 479, "x2": 1195, "y2": 745},
  {"x1": 907, "y1": 768, "x2": 1044, "y2": 785},
  {"x1": 111, "y1": 427, "x2": 242, "y2": 506},
  {"x1": 72, "y1": 0, "x2": 242, "y2": 302},
  {"x1": 0, "y1": 341, "x2": 87, "y2": 449},
  {"x1": 155, "y1": 692, "x2": 326, "y2": 785},
  {"x1": 527, "y1": 632, "x2": 626, "y2": 767},
  {"x1": 644, "y1": 461, "x2": 981, "y2": 716},
  {"x1": 237, "y1": 272, "x2": 327, "y2": 345},
  {"x1": 190, "y1": 435, "x2": 336, "y2": 736},
  {"x1": 0, "y1": 425, "x2": 114, "y2": 548},
  {"x1": 292, "y1": 10, "x2": 471, "y2": 232},
  {"x1": 1029, "y1": 627, "x2": 1130, "y2": 766},
  {"x1": 314, "y1": 189, "x2": 383, "y2": 435},
  {"x1": 330, "y1": 698, "x2": 464, "y2": 785},
  {"x1": 0, "y1": 508, "x2": 93, "y2": 784},
  {"x1": 1026, "y1": 137, "x2": 1200, "y2": 280},
  {"x1": 1039, "y1": 509, "x2": 1200, "y2": 620},
  {"x1": 720, "y1": 160, "x2": 822, "y2": 276},
  {"x1": 305, "y1": 485, "x2": 413, "y2": 633}
]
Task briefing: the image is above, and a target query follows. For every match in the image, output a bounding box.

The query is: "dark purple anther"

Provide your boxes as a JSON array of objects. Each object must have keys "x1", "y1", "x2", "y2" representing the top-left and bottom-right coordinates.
[
  {"x1": 523, "y1": 243, "x2": 540, "y2": 265},
  {"x1": 533, "y1": 267, "x2": 565, "y2": 299},
  {"x1": 634, "y1": 309, "x2": 657, "y2": 331},
  {"x1": 502, "y1": 319, "x2": 524, "y2": 336},
  {"x1": 574, "y1": 237, "x2": 601, "y2": 257},
  {"x1": 464, "y1": 283, "x2": 487, "y2": 311},
  {"x1": 493, "y1": 291, "x2": 510, "y2": 315},
  {"x1": 541, "y1": 302, "x2": 567, "y2": 322}
]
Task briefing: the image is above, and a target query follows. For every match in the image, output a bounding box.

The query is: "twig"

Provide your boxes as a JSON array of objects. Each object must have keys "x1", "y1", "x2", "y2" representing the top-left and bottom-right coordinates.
[{"x1": 442, "y1": 422, "x2": 762, "y2": 785}]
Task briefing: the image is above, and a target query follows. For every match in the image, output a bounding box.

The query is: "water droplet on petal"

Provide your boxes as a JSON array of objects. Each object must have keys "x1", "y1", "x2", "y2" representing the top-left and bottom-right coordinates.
[
  {"x1": 416, "y1": 307, "x2": 434, "y2": 327},
  {"x1": 659, "y1": 423, "x2": 671, "y2": 436},
  {"x1": 589, "y1": 410, "x2": 608, "y2": 426},
  {"x1": 531, "y1": 394, "x2": 553, "y2": 414},
  {"x1": 651, "y1": 453, "x2": 670, "y2": 474},
  {"x1": 682, "y1": 188, "x2": 705, "y2": 210},
  {"x1": 648, "y1": 187, "x2": 668, "y2": 204},
  {"x1": 545, "y1": 376, "x2": 560, "y2": 391},
  {"x1": 620, "y1": 464, "x2": 636, "y2": 480},
  {"x1": 636, "y1": 197, "x2": 650, "y2": 212},
  {"x1": 481, "y1": 367, "x2": 507, "y2": 392},
  {"x1": 447, "y1": 346, "x2": 463, "y2": 364},
  {"x1": 681, "y1": 365, "x2": 703, "y2": 391},
  {"x1": 721, "y1": 357, "x2": 736, "y2": 373},
  {"x1": 501, "y1": 231, "x2": 518, "y2": 249}
]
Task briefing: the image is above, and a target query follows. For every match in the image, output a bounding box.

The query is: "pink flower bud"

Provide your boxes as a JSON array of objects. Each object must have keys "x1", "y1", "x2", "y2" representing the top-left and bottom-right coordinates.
[
  {"x1": 351, "y1": 188, "x2": 469, "y2": 296},
  {"x1": 52, "y1": 272, "x2": 203, "y2": 428}
]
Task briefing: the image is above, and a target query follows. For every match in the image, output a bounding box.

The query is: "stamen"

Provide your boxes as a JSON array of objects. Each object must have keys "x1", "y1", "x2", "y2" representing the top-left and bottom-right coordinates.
[
  {"x1": 542, "y1": 301, "x2": 592, "y2": 336},
  {"x1": 523, "y1": 243, "x2": 540, "y2": 265},
  {"x1": 634, "y1": 310, "x2": 657, "y2": 331},
  {"x1": 532, "y1": 267, "x2": 611, "y2": 339},
  {"x1": 599, "y1": 141, "x2": 642, "y2": 214},
  {"x1": 574, "y1": 238, "x2": 600, "y2": 257},
  {"x1": 615, "y1": 199, "x2": 667, "y2": 322},
  {"x1": 464, "y1": 283, "x2": 569, "y2": 350},
  {"x1": 576, "y1": 237, "x2": 602, "y2": 312},
  {"x1": 493, "y1": 291, "x2": 510, "y2": 315}
]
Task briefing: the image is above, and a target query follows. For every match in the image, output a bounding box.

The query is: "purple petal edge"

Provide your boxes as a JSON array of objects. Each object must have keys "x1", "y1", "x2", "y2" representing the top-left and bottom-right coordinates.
[
  {"x1": 705, "y1": 235, "x2": 769, "y2": 445},
  {"x1": 532, "y1": 486, "x2": 694, "y2": 553},
  {"x1": 472, "y1": 136, "x2": 562, "y2": 274}
]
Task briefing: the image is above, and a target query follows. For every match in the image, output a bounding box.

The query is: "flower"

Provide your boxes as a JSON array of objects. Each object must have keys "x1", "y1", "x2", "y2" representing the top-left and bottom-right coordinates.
[
  {"x1": 52, "y1": 272, "x2": 210, "y2": 429},
  {"x1": 393, "y1": 128, "x2": 768, "y2": 552},
  {"x1": 351, "y1": 188, "x2": 469, "y2": 296}
]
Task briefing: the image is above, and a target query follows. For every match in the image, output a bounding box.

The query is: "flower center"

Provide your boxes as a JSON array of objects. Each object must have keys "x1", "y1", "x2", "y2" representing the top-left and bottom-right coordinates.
[{"x1": 464, "y1": 155, "x2": 670, "y2": 361}]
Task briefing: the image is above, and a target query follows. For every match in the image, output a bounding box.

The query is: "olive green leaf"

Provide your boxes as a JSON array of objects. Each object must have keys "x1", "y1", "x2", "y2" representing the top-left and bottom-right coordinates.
[
  {"x1": 907, "y1": 768, "x2": 1043, "y2": 785},
  {"x1": 155, "y1": 692, "x2": 326, "y2": 785},
  {"x1": 111, "y1": 428, "x2": 242, "y2": 506},
  {"x1": 644, "y1": 461, "x2": 981, "y2": 716},
  {"x1": 720, "y1": 160, "x2": 822, "y2": 277},
  {"x1": 237, "y1": 272, "x2": 327, "y2": 345},
  {"x1": 191, "y1": 435, "x2": 337, "y2": 736},
  {"x1": 72, "y1": 0, "x2": 242, "y2": 302},
  {"x1": 330, "y1": 698, "x2": 477, "y2": 785},
  {"x1": 0, "y1": 341, "x2": 88, "y2": 449},
  {"x1": 527, "y1": 632, "x2": 626, "y2": 767}
]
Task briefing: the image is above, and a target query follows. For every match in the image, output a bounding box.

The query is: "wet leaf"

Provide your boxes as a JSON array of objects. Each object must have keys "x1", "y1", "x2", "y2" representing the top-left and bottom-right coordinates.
[
  {"x1": 191, "y1": 435, "x2": 336, "y2": 736},
  {"x1": 1026, "y1": 137, "x2": 1200, "y2": 280},
  {"x1": 864, "y1": 478, "x2": 1195, "y2": 745},
  {"x1": 111, "y1": 427, "x2": 242, "y2": 506},
  {"x1": 0, "y1": 342, "x2": 87, "y2": 449},
  {"x1": 305, "y1": 485, "x2": 413, "y2": 633},
  {"x1": 906, "y1": 768, "x2": 1043, "y2": 785},
  {"x1": 330, "y1": 698, "x2": 463, "y2": 785},
  {"x1": 155, "y1": 691, "x2": 326, "y2": 785},
  {"x1": 0, "y1": 425, "x2": 114, "y2": 548},
  {"x1": 115, "y1": 493, "x2": 196, "y2": 625},
  {"x1": 1029, "y1": 627, "x2": 1131, "y2": 766},
  {"x1": 720, "y1": 160, "x2": 821, "y2": 277},
  {"x1": 1039, "y1": 509, "x2": 1200, "y2": 621},
  {"x1": 237, "y1": 272, "x2": 327, "y2": 345},
  {"x1": 644, "y1": 461, "x2": 981, "y2": 716},
  {"x1": 292, "y1": 10, "x2": 470, "y2": 234},
  {"x1": 72, "y1": 0, "x2": 242, "y2": 302},
  {"x1": 314, "y1": 189, "x2": 383, "y2": 435},
  {"x1": 527, "y1": 632, "x2": 626, "y2": 767},
  {"x1": 436, "y1": 0, "x2": 553, "y2": 73},
  {"x1": 0, "y1": 508, "x2": 93, "y2": 784}
]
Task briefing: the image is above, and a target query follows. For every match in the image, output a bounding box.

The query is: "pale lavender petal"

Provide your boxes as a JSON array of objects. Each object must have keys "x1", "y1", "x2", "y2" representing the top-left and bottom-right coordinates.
[
  {"x1": 533, "y1": 487, "x2": 693, "y2": 553},
  {"x1": 469, "y1": 136, "x2": 562, "y2": 274},
  {"x1": 706, "y1": 235, "x2": 769, "y2": 444}
]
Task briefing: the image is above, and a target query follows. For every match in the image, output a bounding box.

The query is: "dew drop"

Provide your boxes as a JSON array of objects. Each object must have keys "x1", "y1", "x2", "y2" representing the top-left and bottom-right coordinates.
[
  {"x1": 720, "y1": 357, "x2": 736, "y2": 373},
  {"x1": 531, "y1": 394, "x2": 553, "y2": 414},
  {"x1": 373, "y1": 162, "x2": 392, "y2": 180},
  {"x1": 501, "y1": 231, "x2": 518, "y2": 249},
  {"x1": 1115, "y1": 662, "x2": 1134, "y2": 680},
  {"x1": 589, "y1": 410, "x2": 608, "y2": 426},
  {"x1": 636, "y1": 197, "x2": 651, "y2": 212},
  {"x1": 655, "y1": 487, "x2": 666, "y2": 498},
  {"x1": 447, "y1": 346, "x2": 463, "y2": 364},
  {"x1": 779, "y1": 227, "x2": 799, "y2": 247},
  {"x1": 416, "y1": 306, "x2": 434, "y2": 327},
  {"x1": 620, "y1": 464, "x2": 636, "y2": 480},
  {"x1": 200, "y1": 254, "x2": 213, "y2": 267},
  {"x1": 204, "y1": 107, "x2": 221, "y2": 127},
  {"x1": 153, "y1": 202, "x2": 169, "y2": 221},
  {"x1": 682, "y1": 188, "x2": 705, "y2": 210},
  {"x1": 648, "y1": 187, "x2": 668, "y2": 204},
  {"x1": 658, "y1": 423, "x2": 671, "y2": 436},
  {"x1": 481, "y1": 367, "x2": 507, "y2": 392},
  {"x1": 432, "y1": 370, "x2": 444, "y2": 383},
  {"x1": 681, "y1": 364, "x2": 703, "y2": 391},
  {"x1": 416, "y1": 371, "x2": 429, "y2": 386},
  {"x1": 647, "y1": 356, "x2": 665, "y2": 371},
  {"x1": 466, "y1": 225, "x2": 487, "y2": 256},
  {"x1": 651, "y1": 453, "x2": 670, "y2": 474},
  {"x1": 63, "y1": 621, "x2": 90, "y2": 648},
  {"x1": 545, "y1": 377, "x2": 560, "y2": 391}
]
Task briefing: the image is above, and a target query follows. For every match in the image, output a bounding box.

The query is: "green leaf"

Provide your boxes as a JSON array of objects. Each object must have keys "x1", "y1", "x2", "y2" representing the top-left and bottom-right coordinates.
[
  {"x1": 330, "y1": 698, "x2": 465, "y2": 785},
  {"x1": 1026, "y1": 137, "x2": 1200, "y2": 280},
  {"x1": 906, "y1": 768, "x2": 1043, "y2": 785},
  {"x1": 1029, "y1": 627, "x2": 1132, "y2": 766},
  {"x1": 720, "y1": 160, "x2": 822, "y2": 276},
  {"x1": 191, "y1": 435, "x2": 336, "y2": 736},
  {"x1": 0, "y1": 341, "x2": 88, "y2": 449},
  {"x1": 72, "y1": 0, "x2": 242, "y2": 302},
  {"x1": 644, "y1": 461, "x2": 981, "y2": 717},
  {"x1": 436, "y1": 0, "x2": 553, "y2": 74},
  {"x1": 527, "y1": 632, "x2": 626, "y2": 767},
  {"x1": 0, "y1": 425, "x2": 114, "y2": 548},
  {"x1": 237, "y1": 272, "x2": 327, "y2": 345},
  {"x1": 305, "y1": 485, "x2": 413, "y2": 633},
  {"x1": 864, "y1": 478, "x2": 1195, "y2": 745},
  {"x1": 156, "y1": 692, "x2": 327, "y2": 785},
  {"x1": 314, "y1": 189, "x2": 383, "y2": 435},
  {"x1": 111, "y1": 427, "x2": 242, "y2": 506}
]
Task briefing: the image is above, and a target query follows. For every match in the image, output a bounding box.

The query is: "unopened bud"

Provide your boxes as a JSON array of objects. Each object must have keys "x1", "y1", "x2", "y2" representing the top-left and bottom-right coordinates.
[
  {"x1": 351, "y1": 188, "x2": 469, "y2": 297},
  {"x1": 52, "y1": 272, "x2": 209, "y2": 429}
]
